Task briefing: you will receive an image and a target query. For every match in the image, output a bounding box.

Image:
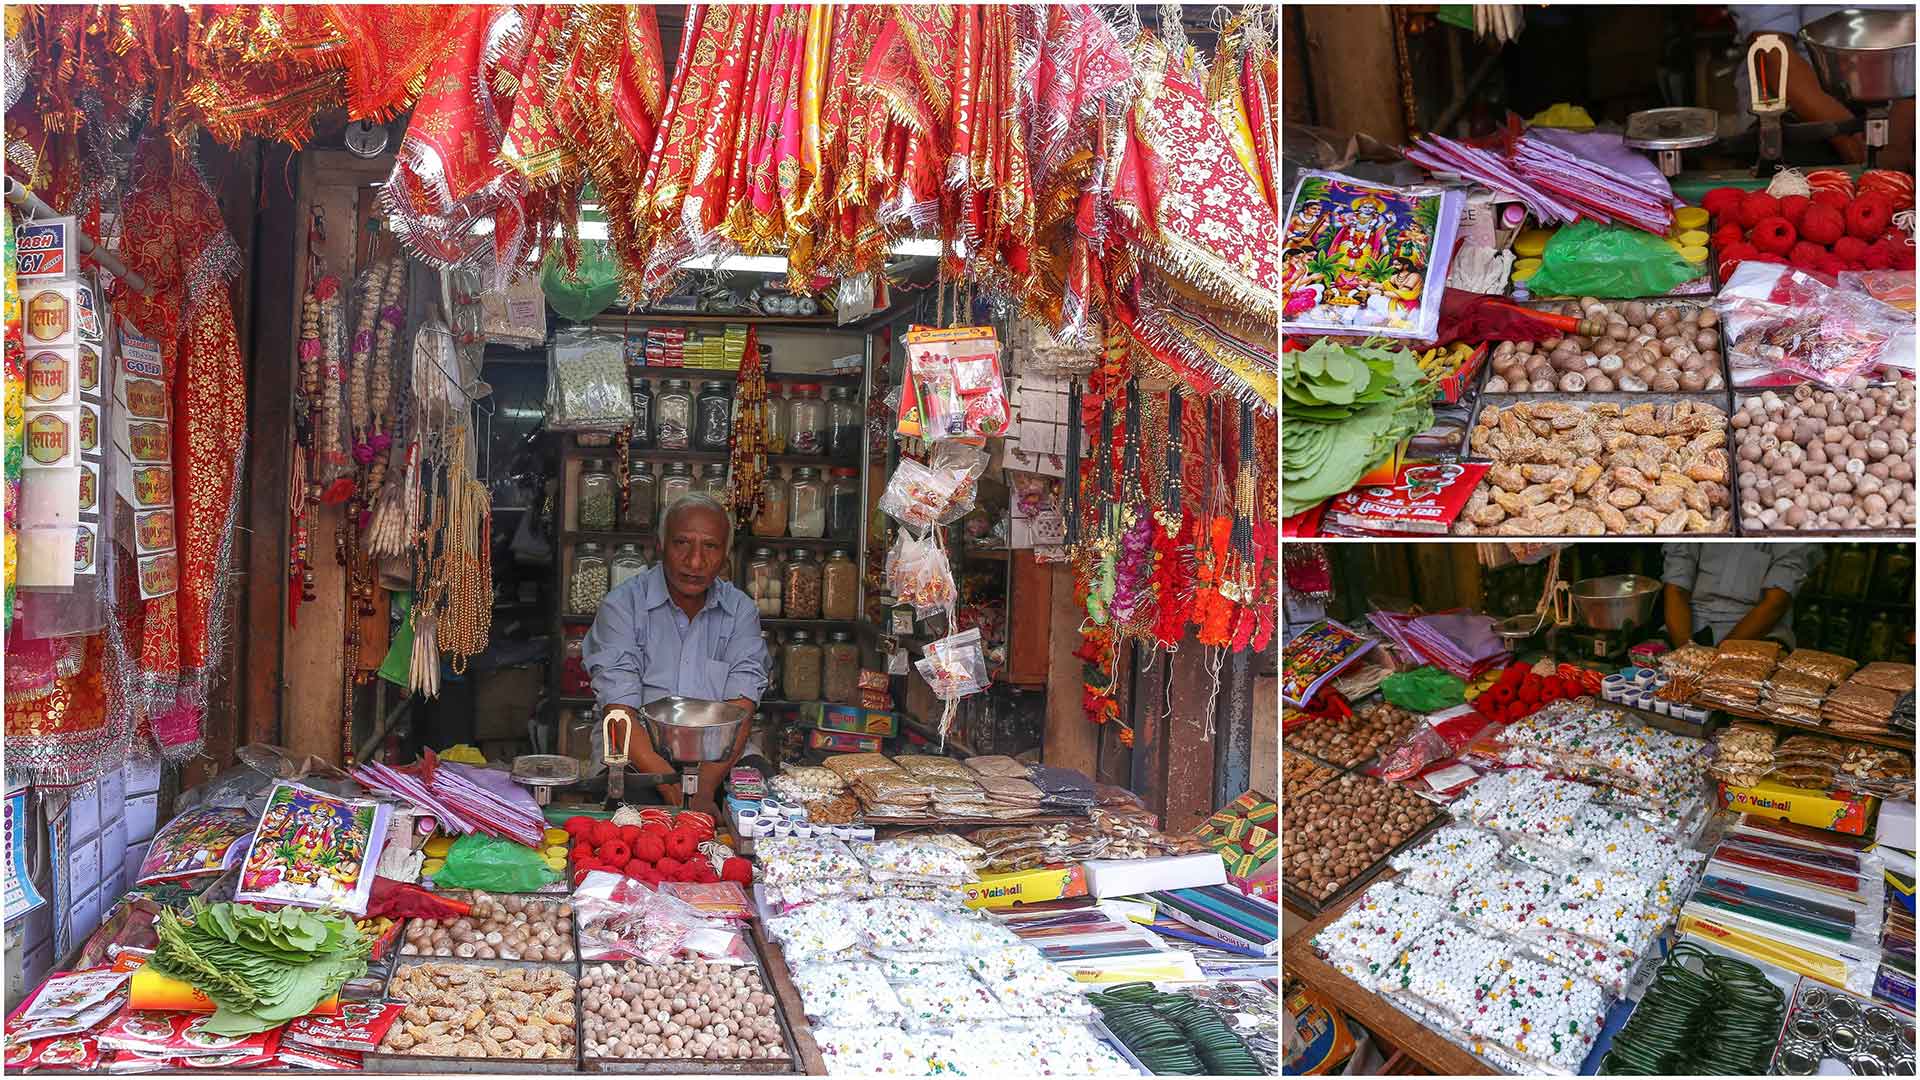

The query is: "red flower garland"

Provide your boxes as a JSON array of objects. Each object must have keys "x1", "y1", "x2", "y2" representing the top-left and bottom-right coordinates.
[{"x1": 1150, "y1": 511, "x2": 1196, "y2": 649}]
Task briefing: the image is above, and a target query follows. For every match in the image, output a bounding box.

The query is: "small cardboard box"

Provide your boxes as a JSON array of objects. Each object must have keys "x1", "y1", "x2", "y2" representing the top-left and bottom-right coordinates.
[
  {"x1": 1432, "y1": 343, "x2": 1489, "y2": 405},
  {"x1": 807, "y1": 729, "x2": 885, "y2": 755},
  {"x1": 1719, "y1": 779, "x2": 1877, "y2": 836},
  {"x1": 959, "y1": 864, "x2": 1088, "y2": 910},
  {"x1": 803, "y1": 703, "x2": 898, "y2": 737}
]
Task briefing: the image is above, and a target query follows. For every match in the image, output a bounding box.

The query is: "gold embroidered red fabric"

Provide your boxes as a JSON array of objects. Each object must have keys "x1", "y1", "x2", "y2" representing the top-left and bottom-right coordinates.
[{"x1": 111, "y1": 135, "x2": 246, "y2": 713}]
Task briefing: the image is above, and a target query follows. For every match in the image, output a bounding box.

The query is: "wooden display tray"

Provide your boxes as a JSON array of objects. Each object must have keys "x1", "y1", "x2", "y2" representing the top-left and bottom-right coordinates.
[
  {"x1": 578, "y1": 925, "x2": 805, "y2": 1074},
  {"x1": 1279, "y1": 810, "x2": 1448, "y2": 921},
  {"x1": 366, "y1": 953, "x2": 583, "y2": 1074},
  {"x1": 1282, "y1": 870, "x2": 1495, "y2": 1076}
]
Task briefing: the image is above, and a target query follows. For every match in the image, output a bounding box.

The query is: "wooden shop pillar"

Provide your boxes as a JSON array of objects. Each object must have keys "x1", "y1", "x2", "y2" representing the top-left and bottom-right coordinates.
[
  {"x1": 276, "y1": 149, "x2": 395, "y2": 765},
  {"x1": 1298, "y1": 5, "x2": 1409, "y2": 144}
]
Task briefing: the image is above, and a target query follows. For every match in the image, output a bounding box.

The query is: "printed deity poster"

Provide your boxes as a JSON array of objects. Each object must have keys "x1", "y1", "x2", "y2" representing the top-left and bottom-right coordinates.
[
  {"x1": 1281, "y1": 171, "x2": 1462, "y2": 341},
  {"x1": 234, "y1": 782, "x2": 390, "y2": 917}
]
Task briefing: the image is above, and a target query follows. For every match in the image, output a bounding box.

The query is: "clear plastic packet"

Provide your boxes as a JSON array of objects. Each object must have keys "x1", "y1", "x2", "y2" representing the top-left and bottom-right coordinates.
[
  {"x1": 545, "y1": 326, "x2": 632, "y2": 430},
  {"x1": 1374, "y1": 724, "x2": 1456, "y2": 782},
  {"x1": 1387, "y1": 825, "x2": 1504, "y2": 896},
  {"x1": 886, "y1": 528, "x2": 957, "y2": 617},
  {"x1": 790, "y1": 960, "x2": 906, "y2": 1027},
  {"x1": 572, "y1": 870, "x2": 708, "y2": 963},
  {"x1": 765, "y1": 898, "x2": 864, "y2": 960},
  {"x1": 904, "y1": 326, "x2": 1012, "y2": 441},
  {"x1": 916, "y1": 630, "x2": 989, "y2": 701},
  {"x1": 964, "y1": 947, "x2": 1094, "y2": 1020},
  {"x1": 879, "y1": 459, "x2": 952, "y2": 530},
  {"x1": 887, "y1": 963, "x2": 1009, "y2": 1030},
  {"x1": 819, "y1": 753, "x2": 901, "y2": 785},
  {"x1": 481, "y1": 274, "x2": 547, "y2": 348},
  {"x1": 1716, "y1": 262, "x2": 1908, "y2": 387},
  {"x1": 928, "y1": 441, "x2": 989, "y2": 524},
  {"x1": 854, "y1": 838, "x2": 976, "y2": 884}
]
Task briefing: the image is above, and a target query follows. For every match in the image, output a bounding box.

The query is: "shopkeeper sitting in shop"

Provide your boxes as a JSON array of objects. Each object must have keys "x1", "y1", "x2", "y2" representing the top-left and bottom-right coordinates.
[
  {"x1": 1662, "y1": 543, "x2": 1818, "y2": 648},
  {"x1": 582, "y1": 492, "x2": 767, "y2": 812}
]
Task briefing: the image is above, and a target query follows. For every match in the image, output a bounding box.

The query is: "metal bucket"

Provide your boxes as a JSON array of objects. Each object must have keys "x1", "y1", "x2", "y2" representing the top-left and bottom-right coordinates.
[
  {"x1": 1801, "y1": 10, "x2": 1917, "y2": 104},
  {"x1": 638, "y1": 696, "x2": 749, "y2": 763},
  {"x1": 1569, "y1": 574, "x2": 1662, "y2": 630}
]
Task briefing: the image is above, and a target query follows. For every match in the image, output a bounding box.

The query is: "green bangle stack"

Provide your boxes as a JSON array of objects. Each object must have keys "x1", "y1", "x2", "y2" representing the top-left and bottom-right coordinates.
[
  {"x1": 1090, "y1": 983, "x2": 1266, "y2": 1076},
  {"x1": 1600, "y1": 943, "x2": 1787, "y2": 1076}
]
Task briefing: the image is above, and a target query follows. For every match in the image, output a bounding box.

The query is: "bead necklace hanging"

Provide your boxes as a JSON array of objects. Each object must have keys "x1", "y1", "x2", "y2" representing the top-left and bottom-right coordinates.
[
  {"x1": 361, "y1": 257, "x2": 409, "y2": 509},
  {"x1": 1150, "y1": 390, "x2": 1198, "y2": 651},
  {"x1": 1110, "y1": 380, "x2": 1161, "y2": 643},
  {"x1": 725, "y1": 326, "x2": 769, "y2": 527},
  {"x1": 436, "y1": 427, "x2": 491, "y2": 672}
]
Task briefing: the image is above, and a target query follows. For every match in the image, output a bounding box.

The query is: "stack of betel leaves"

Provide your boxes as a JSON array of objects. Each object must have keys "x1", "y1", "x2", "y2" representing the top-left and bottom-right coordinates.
[
  {"x1": 1281, "y1": 338, "x2": 1434, "y2": 517},
  {"x1": 149, "y1": 901, "x2": 369, "y2": 1035}
]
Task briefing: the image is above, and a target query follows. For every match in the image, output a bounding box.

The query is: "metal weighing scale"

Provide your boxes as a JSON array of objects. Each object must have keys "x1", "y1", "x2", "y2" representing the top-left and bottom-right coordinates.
[
  {"x1": 593, "y1": 696, "x2": 749, "y2": 809},
  {"x1": 1802, "y1": 9, "x2": 1917, "y2": 171},
  {"x1": 511, "y1": 754, "x2": 580, "y2": 807},
  {"x1": 1625, "y1": 107, "x2": 1719, "y2": 179},
  {"x1": 1640, "y1": 10, "x2": 1913, "y2": 183},
  {"x1": 1548, "y1": 574, "x2": 1663, "y2": 669}
]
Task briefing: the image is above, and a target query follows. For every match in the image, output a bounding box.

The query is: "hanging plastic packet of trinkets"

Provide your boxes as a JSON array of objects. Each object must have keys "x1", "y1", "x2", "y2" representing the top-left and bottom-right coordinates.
[
  {"x1": 545, "y1": 326, "x2": 632, "y2": 431},
  {"x1": 900, "y1": 326, "x2": 1011, "y2": 442},
  {"x1": 915, "y1": 629, "x2": 990, "y2": 701},
  {"x1": 886, "y1": 528, "x2": 957, "y2": 619}
]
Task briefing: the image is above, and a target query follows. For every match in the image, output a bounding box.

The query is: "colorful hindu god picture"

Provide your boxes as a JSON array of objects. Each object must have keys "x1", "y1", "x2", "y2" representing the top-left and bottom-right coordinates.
[
  {"x1": 234, "y1": 781, "x2": 390, "y2": 916},
  {"x1": 1282, "y1": 171, "x2": 1462, "y2": 341}
]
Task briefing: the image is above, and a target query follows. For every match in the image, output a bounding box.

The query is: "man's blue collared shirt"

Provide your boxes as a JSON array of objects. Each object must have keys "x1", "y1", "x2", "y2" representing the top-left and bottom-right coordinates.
[{"x1": 582, "y1": 563, "x2": 767, "y2": 709}]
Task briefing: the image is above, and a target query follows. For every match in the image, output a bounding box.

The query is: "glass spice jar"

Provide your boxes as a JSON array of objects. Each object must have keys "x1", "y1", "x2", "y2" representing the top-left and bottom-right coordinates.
[
  {"x1": 746, "y1": 547, "x2": 784, "y2": 617},
  {"x1": 752, "y1": 470, "x2": 790, "y2": 538},
  {"x1": 829, "y1": 467, "x2": 861, "y2": 542},
  {"x1": 787, "y1": 383, "x2": 827, "y2": 455},
  {"x1": 696, "y1": 380, "x2": 733, "y2": 451},
  {"x1": 828, "y1": 385, "x2": 861, "y2": 462},
  {"x1": 660, "y1": 461, "x2": 695, "y2": 510},
  {"x1": 577, "y1": 459, "x2": 616, "y2": 531},
  {"x1": 823, "y1": 631, "x2": 860, "y2": 704},
  {"x1": 701, "y1": 462, "x2": 730, "y2": 501},
  {"x1": 783, "y1": 547, "x2": 822, "y2": 619},
  {"x1": 789, "y1": 466, "x2": 827, "y2": 538},
  {"x1": 611, "y1": 542, "x2": 647, "y2": 591},
  {"x1": 822, "y1": 548, "x2": 858, "y2": 620},
  {"x1": 783, "y1": 630, "x2": 823, "y2": 702},
  {"x1": 629, "y1": 375, "x2": 655, "y2": 450},
  {"x1": 623, "y1": 457, "x2": 656, "y2": 532},
  {"x1": 764, "y1": 383, "x2": 789, "y2": 454},
  {"x1": 569, "y1": 542, "x2": 611, "y2": 614},
  {"x1": 656, "y1": 378, "x2": 694, "y2": 451}
]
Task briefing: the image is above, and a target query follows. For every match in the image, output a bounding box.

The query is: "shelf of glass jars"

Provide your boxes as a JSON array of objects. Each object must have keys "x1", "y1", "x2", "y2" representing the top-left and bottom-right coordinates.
[
  {"x1": 761, "y1": 618, "x2": 860, "y2": 632},
  {"x1": 749, "y1": 536, "x2": 861, "y2": 550},
  {"x1": 622, "y1": 365, "x2": 865, "y2": 388},
  {"x1": 593, "y1": 312, "x2": 853, "y2": 328}
]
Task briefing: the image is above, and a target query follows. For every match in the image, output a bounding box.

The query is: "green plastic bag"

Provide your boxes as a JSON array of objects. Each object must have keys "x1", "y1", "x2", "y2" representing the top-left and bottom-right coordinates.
[
  {"x1": 431, "y1": 833, "x2": 560, "y2": 893},
  {"x1": 1526, "y1": 220, "x2": 1697, "y2": 299},
  {"x1": 541, "y1": 240, "x2": 622, "y2": 323},
  {"x1": 1380, "y1": 666, "x2": 1466, "y2": 712}
]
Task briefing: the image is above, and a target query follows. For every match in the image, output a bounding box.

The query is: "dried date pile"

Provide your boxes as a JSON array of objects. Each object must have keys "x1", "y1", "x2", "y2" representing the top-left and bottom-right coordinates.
[
  {"x1": 1460, "y1": 400, "x2": 1731, "y2": 535},
  {"x1": 1284, "y1": 774, "x2": 1439, "y2": 903},
  {"x1": 1284, "y1": 701, "x2": 1420, "y2": 769},
  {"x1": 378, "y1": 962, "x2": 577, "y2": 1060}
]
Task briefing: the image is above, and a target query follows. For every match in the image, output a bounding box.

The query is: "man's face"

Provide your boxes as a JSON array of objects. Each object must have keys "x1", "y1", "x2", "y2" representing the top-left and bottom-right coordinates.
[{"x1": 663, "y1": 505, "x2": 730, "y2": 604}]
